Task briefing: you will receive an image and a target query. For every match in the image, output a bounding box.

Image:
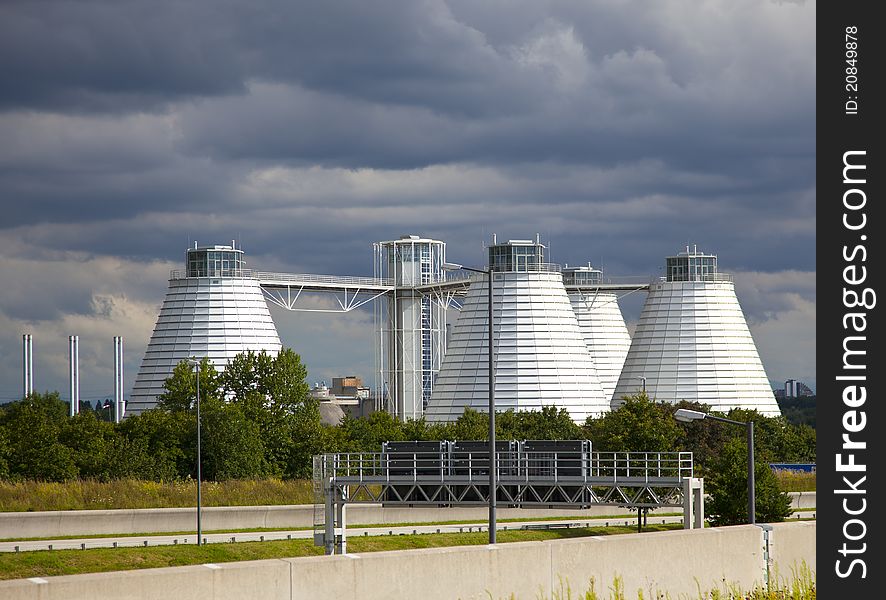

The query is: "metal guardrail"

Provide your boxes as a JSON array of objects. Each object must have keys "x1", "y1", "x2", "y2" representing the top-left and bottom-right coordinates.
[
  {"x1": 656, "y1": 273, "x2": 734, "y2": 283},
  {"x1": 169, "y1": 269, "x2": 395, "y2": 288}
]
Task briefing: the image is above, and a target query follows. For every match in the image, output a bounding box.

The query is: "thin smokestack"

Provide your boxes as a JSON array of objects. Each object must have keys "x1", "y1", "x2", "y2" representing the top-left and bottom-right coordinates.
[
  {"x1": 69, "y1": 335, "x2": 80, "y2": 416},
  {"x1": 114, "y1": 336, "x2": 124, "y2": 422},
  {"x1": 22, "y1": 334, "x2": 33, "y2": 398}
]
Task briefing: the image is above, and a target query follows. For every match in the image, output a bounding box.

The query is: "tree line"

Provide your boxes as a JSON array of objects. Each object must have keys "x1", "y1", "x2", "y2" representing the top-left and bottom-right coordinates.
[{"x1": 0, "y1": 349, "x2": 814, "y2": 524}]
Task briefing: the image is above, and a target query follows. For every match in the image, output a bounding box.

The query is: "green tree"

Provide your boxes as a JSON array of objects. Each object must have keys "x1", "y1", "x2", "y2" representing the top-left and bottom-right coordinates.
[
  {"x1": 673, "y1": 401, "x2": 733, "y2": 469},
  {"x1": 706, "y1": 437, "x2": 792, "y2": 526},
  {"x1": 281, "y1": 399, "x2": 325, "y2": 479},
  {"x1": 0, "y1": 392, "x2": 78, "y2": 481},
  {"x1": 118, "y1": 409, "x2": 191, "y2": 480},
  {"x1": 157, "y1": 358, "x2": 222, "y2": 412},
  {"x1": 0, "y1": 424, "x2": 10, "y2": 479},
  {"x1": 58, "y1": 412, "x2": 131, "y2": 480},
  {"x1": 583, "y1": 393, "x2": 680, "y2": 452},
  {"x1": 266, "y1": 348, "x2": 311, "y2": 412},
  {"x1": 497, "y1": 405, "x2": 583, "y2": 440},
  {"x1": 197, "y1": 397, "x2": 269, "y2": 481},
  {"x1": 338, "y1": 411, "x2": 405, "y2": 452},
  {"x1": 222, "y1": 349, "x2": 311, "y2": 416},
  {"x1": 451, "y1": 408, "x2": 490, "y2": 440},
  {"x1": 221, "y1": 349, "x2": 313, "y2": 475}
]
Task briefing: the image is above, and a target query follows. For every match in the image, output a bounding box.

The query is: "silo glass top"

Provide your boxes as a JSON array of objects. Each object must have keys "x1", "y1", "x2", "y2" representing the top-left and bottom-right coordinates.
[
  {"x1": 488, "y1": 239, "x2": 546, "y2": 272},
  {"x1": 186, "y1": 245, "x2": 245, "y2": 278},
  {"x1": 665, "y1": 245, "x2": 717, "y2": 282},
  {"x1": 562, "y1": 265, "x2": 603, "y2": 285}
]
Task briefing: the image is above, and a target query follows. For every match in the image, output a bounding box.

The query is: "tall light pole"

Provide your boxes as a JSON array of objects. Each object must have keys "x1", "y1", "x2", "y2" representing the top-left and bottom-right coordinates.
[
  {"x1": 674, "y1": 408, "x2": 755, "y2": 524},
  {"x1": 187, "y1": 358, "x2": 203, "y2": 545},
  {"x1": 443, "y1": 261, "x2": 496, "y2": 544},
  {"x1": 636, "y1": 376, "x2": 646, "y2": 394}
]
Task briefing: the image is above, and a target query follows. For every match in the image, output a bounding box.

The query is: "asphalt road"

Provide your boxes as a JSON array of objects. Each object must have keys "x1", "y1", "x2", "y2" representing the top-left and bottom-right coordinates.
[{"x1": 0, "y1": 511, "x2": 815, "y2": 553}]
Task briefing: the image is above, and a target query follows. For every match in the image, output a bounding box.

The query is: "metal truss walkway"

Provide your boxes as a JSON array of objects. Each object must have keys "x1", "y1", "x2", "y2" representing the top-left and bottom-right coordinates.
[
  {"x1": 313, "y1": 448, "x2": 703, "y2": 554},
  {"x1": 171, "y1": 268, "x2": 653, "y2": 313}
]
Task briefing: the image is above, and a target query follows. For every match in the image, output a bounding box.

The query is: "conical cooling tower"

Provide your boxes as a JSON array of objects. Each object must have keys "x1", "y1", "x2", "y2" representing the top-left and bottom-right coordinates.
[
  {"x1": 563, "y1": 265, "x2": 631, "y2": 404},
  {"x1": 612, "y1": 246, "x2": 780, "y2": 416},
  {"x1": 425, "y1": 238, "x2": 609, "y2": 423},
  {"x1": 128, "y1": 243, "x2": 282, "y2": 415}
]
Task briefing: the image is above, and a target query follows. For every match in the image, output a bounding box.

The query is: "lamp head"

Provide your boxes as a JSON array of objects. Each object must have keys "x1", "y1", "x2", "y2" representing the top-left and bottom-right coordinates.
[
  {"x1": 674, "y1": 408, "x2": 707, "y2": 422},
  {"x1": 442, "y1": 262, "x2": 464, "y2": 271}
]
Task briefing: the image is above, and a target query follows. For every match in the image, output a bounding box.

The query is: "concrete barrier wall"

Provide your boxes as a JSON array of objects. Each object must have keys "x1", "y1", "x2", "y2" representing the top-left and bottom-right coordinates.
[
  {"x1": 0, "y1": 559, "x2": 292, "y2": 600},
  {"x1": 790, "y1": 491, "x2": 816, "y2": 510},
  {"x1": 0, "y1": 492, "x2": 813, "y2": 539},
  {"x1": 0, "y1": 522, "x2": 815, "y2": 600},
  {"x1": 0, "y1": 504, "x2": 668, "y2": 539},
  {"x1": 768, "y1": 521, "x2": 816, "y2": 587}
]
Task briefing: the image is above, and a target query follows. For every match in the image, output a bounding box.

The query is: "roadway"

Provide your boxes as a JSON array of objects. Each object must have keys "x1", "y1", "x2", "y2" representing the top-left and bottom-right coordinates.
[{"x1": 0, "y1": 511, "x2": 815, "y2": 553}]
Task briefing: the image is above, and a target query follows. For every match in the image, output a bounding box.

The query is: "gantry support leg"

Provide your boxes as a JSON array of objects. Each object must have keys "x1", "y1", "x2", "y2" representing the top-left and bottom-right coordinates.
[
  {"x1": 335, "y1": 485, "x2": 348, "y2": 554},
  {"x1": 693, "y1": 478, "x2": 704, "y2": 529},
  {"x1": 324, "y1": 479, "x2": 335, "y2": 555},
  {"x1": 683, "y1": 477, "x2": 705, "y2": 529}
]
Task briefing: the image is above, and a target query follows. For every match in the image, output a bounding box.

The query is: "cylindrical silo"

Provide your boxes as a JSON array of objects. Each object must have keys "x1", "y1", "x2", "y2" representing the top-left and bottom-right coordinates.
[
  {"x1": 612, "y1": 246, "x2": 781, "y2": 416},
  {"x1": 373, "y1": 235, "x2": 447, "y2": 421},
  {"x1": 128, "y1": 242, "x2": 282, "y2": 416},
  {"x1": 425, "y1": 237, "x2": 609, "y2": 423},
  {"x1": 563, "y1": 264, "x2": 631, "y2": 405}
]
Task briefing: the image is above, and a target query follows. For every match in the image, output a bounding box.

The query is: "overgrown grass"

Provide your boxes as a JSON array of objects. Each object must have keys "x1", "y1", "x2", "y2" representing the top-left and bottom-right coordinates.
[
  {"x1": 0, "y1": 471, "x2": 817, "y2": 512},
  {"x1": 0, "y1": 523, "x2": 680, "y2": 581},
  {"x1": 0, "y1": 479, "x2": 314, "y2": 512},
  {"x1": 543, "y1": 561, "x2": 816, "y2": 599},
  {"x1": 773, "y1": 470, "x2": 816, "y2": 493}
]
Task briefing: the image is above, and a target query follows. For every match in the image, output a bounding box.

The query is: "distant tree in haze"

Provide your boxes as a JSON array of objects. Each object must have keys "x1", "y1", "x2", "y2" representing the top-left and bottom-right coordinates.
[{"x1": 777, "y1": 395, "x2": 816, "y2": 428}]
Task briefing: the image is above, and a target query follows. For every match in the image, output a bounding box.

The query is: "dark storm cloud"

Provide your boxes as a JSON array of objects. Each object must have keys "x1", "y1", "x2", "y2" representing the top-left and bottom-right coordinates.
[
  {"x1": 0, "y1": 0, "x2": 816, "y2": 395},
  {"x1": 0, "y1": 0, "x2": 537, "y2": 116},
  {"x1": 0, "y1": 1, "x2": 248, "y2": 113}
]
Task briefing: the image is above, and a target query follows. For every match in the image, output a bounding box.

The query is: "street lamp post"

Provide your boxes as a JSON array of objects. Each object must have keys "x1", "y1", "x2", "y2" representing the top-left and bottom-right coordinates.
[
  {"x1": 188, "y1": 358, "x2": 203, "y2": 545},
  {"x1": 636, "y1": 376, "x2": 646, "y2": 394},
  {"x1": 443, "y1": 261, "x2": 496, "y2": 544},
  {"x1": 674, "y1": 408, "x2": 755, "y2": 524}
]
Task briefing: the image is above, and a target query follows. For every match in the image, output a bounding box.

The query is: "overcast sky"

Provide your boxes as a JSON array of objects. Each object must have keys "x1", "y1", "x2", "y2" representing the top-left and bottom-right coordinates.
[{"x1": 0, "y1": 0, "x2": 815, "y2": 406}]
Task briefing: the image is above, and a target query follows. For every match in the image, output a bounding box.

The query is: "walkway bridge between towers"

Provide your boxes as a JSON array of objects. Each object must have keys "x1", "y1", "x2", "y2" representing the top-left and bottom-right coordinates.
[
  {"x1": 312, "y1": 443, "x2": 703, "y2": 554},
  {"x1": 251, "y1": 269, "x2": 652, "y2": 313},
  {"x1": 255, "y1": 271, "x2": 395, "y2": 312}
]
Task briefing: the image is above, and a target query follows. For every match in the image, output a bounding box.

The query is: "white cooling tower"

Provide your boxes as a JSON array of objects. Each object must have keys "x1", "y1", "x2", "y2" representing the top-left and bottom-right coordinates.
[
  {"x1": 612, "y1": 246, "x2": 780, "y2": 416},
  {"x1": 563, "y1": 265, "x2": 631, "y2": 404},
  {"x1": 128, "y1": 243, "x2": 282, "y2": 415},
  {"x1": 425, "y1": 238, "x2": 610, "y2": 423}
]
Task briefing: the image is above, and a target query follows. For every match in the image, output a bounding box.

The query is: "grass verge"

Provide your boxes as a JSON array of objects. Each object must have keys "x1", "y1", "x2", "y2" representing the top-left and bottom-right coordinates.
[
  {"x1": 0, "y1": 524, "x2": 681, "y2": 581},
  {"x1": 0, "y1": 479, "x2": 314, "y2": 512},
  {"x1": 773, "y1": 470, "x2": 816, "y2": 492},
  {"x1": 1, "y1": 512, "x2": 685, "y2": 543},
  {"x1": 0, "y1": 473, "x2": 816, "y2": 511}
]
